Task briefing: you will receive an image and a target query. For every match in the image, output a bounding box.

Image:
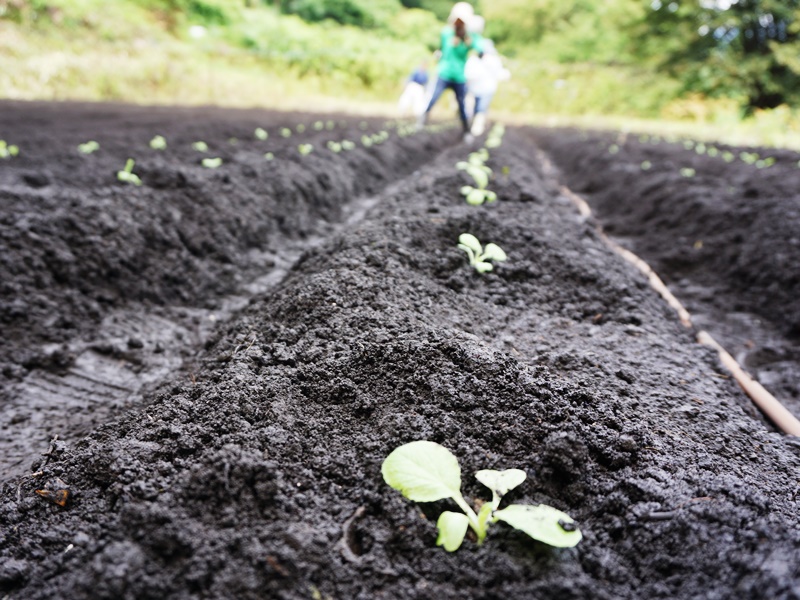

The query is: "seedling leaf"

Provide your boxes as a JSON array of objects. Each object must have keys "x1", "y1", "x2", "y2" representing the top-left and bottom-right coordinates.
[
  {"x1": 436, "y1": 511, "x2": 470, "y2": 552},
  {"x1": 458, "y1": 233, "x2": 482, "y2": 255},
  {"x1": 475, "y1": 469, "x2": 526, "y2": 499},
  {"x1": 255, "y1": 127, "x2": 268, "y2": 140},
  {"x1": 381, "y1": 441, "x2": 461, "y2": 502},
  {"x1": 482, "y1": 243, "x2": 507, "y2": 263},
  {"x1": 475, "y1": 261, "x2": 493, "y2": 273},
  {"x1": 192, "y1": 141, "x2": 209, "y2": 152},
  {"x1": 493, "y1": 504, "x2": 582, "y2": 548},
  {"x1": 149, "y1": 135, "x2": 167, "y2": 150},
  {"x1": 466, "y1": 189, "x2": 485, "y2": 206},
  {"x1": 461, "y1": 185, "x2": 474, "y2": 195},
  {"x1": 202, "y1": 157, "x2": 223, "y2": 168}
]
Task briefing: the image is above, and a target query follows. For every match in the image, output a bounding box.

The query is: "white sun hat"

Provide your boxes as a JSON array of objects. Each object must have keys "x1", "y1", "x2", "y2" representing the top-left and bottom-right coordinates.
[
  {"x1": 448, "y1": 2, "x2": 474, "y2": 24},
  {"x1": 468, "y1": 14, "x2": 485, "y2": 34}
]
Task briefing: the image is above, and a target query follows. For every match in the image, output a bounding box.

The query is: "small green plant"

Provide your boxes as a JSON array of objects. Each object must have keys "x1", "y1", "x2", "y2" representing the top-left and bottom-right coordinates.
[
  {"x1": 326, "y1": 120, "x2": 335, "y2": 130},
  {"x1": 327, "y1": 141, "x2": 342, "y2": 153},
  {"x1": 78, "y1": 141, "x2": 100, "y2": 154},
  {"x1": 641, "y1": 160, "x2": 652, "y2": 170},
  {"x1": 707, "y1": 147, "x2": 719, "y2": 157},
  {"x1": 192, "y1": 141, "x2": 209, "y2": 152},
  {"x1": 280, "y1": 128, "x2": 292, "y2": 138},
  {"x1": 202, "y1": 157, "x2": 223, "y2": 168},
  {"x1": 680, "y1": 167, "x2": 696, "y2": 178},
  {"x1": 149, "y1": 135, "x2": 167, "y2": 150},
  {"x1": 382, "y1": 441, "x2": 581, "y2": 552},
  {"x1": 117, "y1": 158, "x2": 142, "y2": 186},
  {"x1": 485, "y1": 123, "x2": 505, "y2": 148},
  {"x1": 683, "y1": 140, "x2": 695, "y2": 150},
  {"x1": 756, "y1": 157, "x2": 776, "y2": 169},
  {"x1": 341, "y1": 140, "x2": 356, "y2": 151},
  {"x1": 296, "y1": 124, "x2": 306, "y2": 133},
  {"x1": 255, "y1": 127, "x2": 268, "y2": 140},
  {"x1": 457, "y1": 151, "x2": 496, "y2": 205},
  {"x1": 608, "y1": 144, "x2": 620, "y2": 154},
  {"x1": 0, "y1": 140, "x2": 19, "y2": 158},
  {"x1": 721, "y1": 151, "x2": 735, "y2": 163},
  {"x1": 361, "y1": 135, "x2": 373, "y2": 148},
  {"x1": 264, "y1": 152, "x2": 274, "y2": 161},
  {"x1": 458, "y1": 233, "x2": 507, "y2": 273},
  {"x1": 739, "y1": 151, "x2": 759, "y2": 164},
  {"x1": 314, "y1": 121, "x2": 324, "y2": 131},
  {"x1": 298, "y1": 143, "x2": 314, "y2": 155}
]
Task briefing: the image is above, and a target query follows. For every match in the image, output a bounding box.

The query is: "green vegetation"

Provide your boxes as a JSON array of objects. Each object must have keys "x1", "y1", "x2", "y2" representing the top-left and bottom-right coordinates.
[
  {"x1": 382, "y1": 441, "x2": 582, "y2": 552},
  {"x1": 0, "y1": 140, "x2": 20, "y2": 158},
  {"x1": 3, "y1": 0, "x2": 800, "y2": 144},
  {"x1": 298, "y1": 143, "x2": 314, "y2": 155},
  {"x1": 201, "y1": 157, "x2": 223, "y2": 168},
  {"x1": 254, "y1": 127, "x2": 268, "y2": 140},
  {"x1": 149, "y1": 135, "x2": 167, "y2": 150},
  {"x1": 78, "y1": 140, "x2": 100, "y2": 154},
  {"x1": 117, "y1": 158, "x2": 142, "y2": 185},
  {"x1": 457, "y1": 149, "x2": 496, "y2": 206},
  {"x1": 457, "y1": 233, "x2": 506, "y2": 273},
  {"x1": 192, "y1": 141, "x2": 209, "y2": 152}
]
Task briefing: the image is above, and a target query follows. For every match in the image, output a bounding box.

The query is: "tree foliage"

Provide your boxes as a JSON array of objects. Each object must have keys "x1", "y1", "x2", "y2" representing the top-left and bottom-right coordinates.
[{"x1": 634, "y1": 0, "x2": 800, "y2": 112}]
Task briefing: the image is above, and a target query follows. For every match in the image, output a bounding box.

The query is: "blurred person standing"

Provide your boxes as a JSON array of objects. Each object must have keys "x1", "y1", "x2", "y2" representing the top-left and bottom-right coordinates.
[
  {"x1": 465, "y1": 16, "x2": 510, "y2": 136},
  {"x1": 417, "y1": 2, "x2": 484, "y2": 142}
]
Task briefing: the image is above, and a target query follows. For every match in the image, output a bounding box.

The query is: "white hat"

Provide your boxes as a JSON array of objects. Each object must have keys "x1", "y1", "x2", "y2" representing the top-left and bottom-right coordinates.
[{"x1": 448, "y1": 2, "x2": 474, "y2": 24}]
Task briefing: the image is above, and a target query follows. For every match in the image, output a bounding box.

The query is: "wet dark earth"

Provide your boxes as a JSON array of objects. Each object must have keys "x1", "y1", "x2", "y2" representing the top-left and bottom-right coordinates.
[{"x1": 0, "y1": 102, "x2": 798, "y2": 599}]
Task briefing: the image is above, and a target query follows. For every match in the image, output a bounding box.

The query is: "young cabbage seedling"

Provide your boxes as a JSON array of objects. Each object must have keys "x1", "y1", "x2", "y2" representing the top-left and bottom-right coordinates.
[
  {"x1": 280, "y1": 128, "x2": 292, "y2": 138},
  {"x1": 255, "y1": 127, "x2": 268, "y2": 140},
  {"x1": 202, "y1": 157, "x2": 223, "y2": 168},
  {"x1": 0, "y1": 140, "x2": 19, "y2": 158},
  {"x1": 78, "y1": 141, "x2": 100, "y2": 154},
  {"x1": 264, "y1": 152, "x2": 274, "y2": 161},
  {"x1": 457, "y1": 157, "x2": 496, "y2": 206},
  {"x1": 361, "y1": 135, "x2": 373, "y2": 148},
  {"x1": 458, "y1": 233, "x2": 506, "y2": 273},
  {"x1": 117, "y1": 158, "x2": 142, "y2": 186},
  {"x1": 192, "y1": 141, "x2": 209, "y2": 152},
  {"x1": 298, "y1": 143, "x2": 314, "y2": 156},
  {"x1": 149, "y1": 135, "x2": 167, "y2": 150},
  {"x1": 341, "y1": 140, "x2": 356, "y2": 151},
  {"x1": 327, "y1": 141, "x2": 342, "y2": 153},
  {"x1": 314, "y1": 121, "x2": 324, "y2": 131},
  {"x1": 382, "y1": 441, "x2": 581, "y2": 552},
  {"x1": 296, "y1": 124, "x2": 306, "y2": 133}
]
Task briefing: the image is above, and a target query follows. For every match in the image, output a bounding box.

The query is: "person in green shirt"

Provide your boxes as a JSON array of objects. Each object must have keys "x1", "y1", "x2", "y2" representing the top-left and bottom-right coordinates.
[{"x1": 418, "y1": 3, "x2": 484, "y2": 141}]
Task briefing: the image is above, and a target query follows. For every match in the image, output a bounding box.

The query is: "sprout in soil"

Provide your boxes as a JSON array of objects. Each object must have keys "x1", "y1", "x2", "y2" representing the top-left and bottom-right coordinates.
[
  {"x1": 314, "y1": 121, "x2": 324, "y2": 131},
  {"x1": 608, "y1": 144, "x2": 619, "y2": 154},
  {"x1": 382, "y1": 441, "x2": 582, "y2": 552},
  {"x1": 458, "y1": 233, "x2": 506, "y2": 273},
  {"x1": 192, "y1": 141, "x2": 209, "y2": 152},
  {"x1": 255, "y1": 127, "x2": 268, "y2": 140},
  {"x1": 641, "y1": 160, "x2": 652, "y2": 170},
  {"x1": 695, "y1": 143, "x2": 706, "y2": 155},
  {"x1": 707, "y1": 146, "x2": 719, "y2": 157},
  {"x1": 721, "y1": 151, "x2": 735, "y2": 163},
  {"x1": 457, "y1": 153, "x2": 496, "y2": 205},
  {"x1": 280, "y1": 128, "x2": 292, "y2": 138},
  {"x1": 149, "y1": 135, "x2": 167, "y2": 150},
  {"x1": 297, "y1": 124, "x2": 306, "y2": 133},
  {"x1": 341, "y1": 140, "x2": 356, "y2": 151},
  {"x1": 327, "y1": 141, "x2": 342, "y2": 153},
  {"x1": 739, "y1": 151, "x2": 759, "y2": 164},
  {"x1": 680, "y1": 167, "x2": 696, "y2": 178},
  {"x1": 202, "y1": 157, "x2": 223, "y2": 168},
  {"x1": 264, "y1": 152, "x2": 274, "y2": 161},
  {"x1": 298, "y1": 143, "x2": 314, "y2": 156},
  {"x1": 326, "y1": 120, "x2": 335, "y2": 130},
  {"x1": 117, "y1": 158, "x2": 142, "y2": 186},
  {"x1": 0, "y1": 140, "x2": 19, "y2": 158},
  {"x1": 485, "y1": 123, "x2": 505, "y2": 148},
  {"x1": 78, "y1": 141, "x2": 100, "y2": 154},
  {"x1": 756, "y1": 157, "x2": 776, "y2": 169},
  {"x1": 361, "y1": 135, "x2": 373, "y2": 148}
]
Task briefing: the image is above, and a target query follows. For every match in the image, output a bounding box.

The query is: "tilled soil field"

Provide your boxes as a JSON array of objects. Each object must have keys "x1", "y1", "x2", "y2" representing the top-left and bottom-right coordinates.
[{"x1": 0, "y1": 102, "x2": 799, "y2": 599}]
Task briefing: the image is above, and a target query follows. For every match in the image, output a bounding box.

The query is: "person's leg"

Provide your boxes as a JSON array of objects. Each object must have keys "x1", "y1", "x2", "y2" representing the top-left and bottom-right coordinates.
[
  {"x1": 470, "y1": 93, "x2": 493, "y2": 135},
  {"x1": 452, "y1": 82, "x2": 470, "y2": 133},
  {"x1": 419, "y1": 77, "x2": 448, "y2": 126}
]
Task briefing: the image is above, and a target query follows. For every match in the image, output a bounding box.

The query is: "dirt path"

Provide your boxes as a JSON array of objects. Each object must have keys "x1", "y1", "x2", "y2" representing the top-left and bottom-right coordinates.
[{"x1": 1, "y1": 103, "x2": 799, "y2": 599}]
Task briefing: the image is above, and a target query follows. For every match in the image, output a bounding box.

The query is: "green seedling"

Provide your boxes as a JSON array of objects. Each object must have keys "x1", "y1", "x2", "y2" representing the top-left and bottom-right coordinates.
[
  {"x1": 608, "y1": 144, "x2": 620, "y2": 154},
  {"x1": 683, "y1": 140, "x2": 695, "y2": 149},
  {"x1": 341, "y1": 140, "x2": 356, "y2": 151},
  {"x1": 680, "y1": 167, "x2": 696, "y2": 178},
  {"x1": 460, "y1": 185, "x2": 497, "y2": 205},
  {"x1": 296, "y1": 124, "x2": 306, "y2": 133},
  {"x1": 255, "y1": 127, "x2": 268, "y2": 140},
  {"x1": 361, "y1": 135, "x2": 373, "y2": 148},
  {"x1": 641, "y1": 160, "x2": 652, "y2": 170},
  {"x1": 202, "y1": 157, "x2": 223, "y2": 168},
  {"x1": 721, "y1": 151, "x2": 735, "y2": 163},
  {"x1": 192, "y1": 141, "x2": 209, "y2": 152},
  {"x1": 0, "y1": 140, "x2": 19, "y2": 158},
  {"x1": 382, "y1": 441, "x2": 581, "y2": 552},
  {"x1": 695, "y1": 143, "x2": 706, "y2": 155},
  {"x1": 457, "y1": 154, "x2": 495, "y2": 205},
  {"x1": 326, "y1": 120, "x2": 335, "y2": 130},
  {"x1": 707, "y1": 147, "x2": 719, "y2": 157},
  {"x1": 280, "y1": 128, "x2": 292, "y2": 138},
  {"x1": 501, "y1": 165, "x2": 510, "y2": 176},
  {"x1": 739, "y1": 151, "x2": 759, "y2": 164},
  {"x1": 314, "y1": 121, "x2": 324, "y2": 131},
  {"x1": 756, "y1": 157, "x2": 776, "y2": 169},
  {"x1": 78, "y1": 141, "x2": 100, "y2": 154},
  {"x1": 458, "y1": 233, "x2": 506, "y2": 273},
  {"x1": 264, "y1": 152, "x2": 274, "y2": 161},
  {"x1": 149, "y1": 135, "x2": 167, "y2": 150},
  {"x1": 298, "y1": 143, "x2": 314, "y2": 156},
  {"x1": 327, "y1": 141, "x2": 342, "y2": 153},
  {"x1": 117, "y1": 158, "x2": 142, "y2": 186}
]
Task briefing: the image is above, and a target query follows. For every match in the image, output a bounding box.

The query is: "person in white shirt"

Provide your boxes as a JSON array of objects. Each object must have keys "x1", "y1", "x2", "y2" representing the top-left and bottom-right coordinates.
[{"x1": 465, "y1": 16, "x2": 510, "y2": 136}]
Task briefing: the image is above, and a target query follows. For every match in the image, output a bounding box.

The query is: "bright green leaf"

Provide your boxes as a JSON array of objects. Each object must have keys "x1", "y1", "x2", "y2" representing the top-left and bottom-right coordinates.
[
  {"x1": 382, "y1": 441, "x2": 462, "y2": 503},
  {"x1": 475, "y1": 469, "x2": 526, "y2": 498},
  {"x1": 458, "y1": 233, "x2": 482, "y2": 255},
  {"x1": 493, "y1": 504, "x2": 582, "y2": 548},
  {"x1": 475, "y1": 261, "x2": 494, "y2": 273},
  {"x1": 466, "y1": 189, "x2": 485, "y2": 205},
  {"x1": 436, "y1": 511, "x2": 470, "y2": 552},
  {"x1": 482, "y1": 243, "x2": 507, "y2": 263}
]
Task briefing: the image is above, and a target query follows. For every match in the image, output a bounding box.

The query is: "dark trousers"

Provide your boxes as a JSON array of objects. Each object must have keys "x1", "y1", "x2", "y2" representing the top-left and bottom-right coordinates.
[{"x1": 424, "y1": 77, "x2": 469, "y2": 132}]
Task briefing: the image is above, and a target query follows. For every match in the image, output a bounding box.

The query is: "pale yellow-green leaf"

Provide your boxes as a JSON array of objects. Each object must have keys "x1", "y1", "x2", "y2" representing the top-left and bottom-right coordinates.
[
  {"x1": 436, "y1": 511, "x2": 469, "y2": 552},
  {"x1": 458, "y1": 233, "x2": 482, "y2": 255},
  {"x1": 475, "y1": 469, "x2": 526, "y2": 497},
  {"x1": 493, "y1": 504, "x2": 582, "y2": 548},
  {"x1": 382, "y1": 441, "x2": 461, "y2": 502},
  {"x1": 482, "y1": 243, "x2": 507, "y2": 262}
]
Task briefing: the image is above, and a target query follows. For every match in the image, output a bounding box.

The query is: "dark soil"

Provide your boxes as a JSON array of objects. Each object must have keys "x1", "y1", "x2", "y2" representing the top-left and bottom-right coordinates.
[{"x1": 1, "y1": 102, "x2": 799, "y2": 599}]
